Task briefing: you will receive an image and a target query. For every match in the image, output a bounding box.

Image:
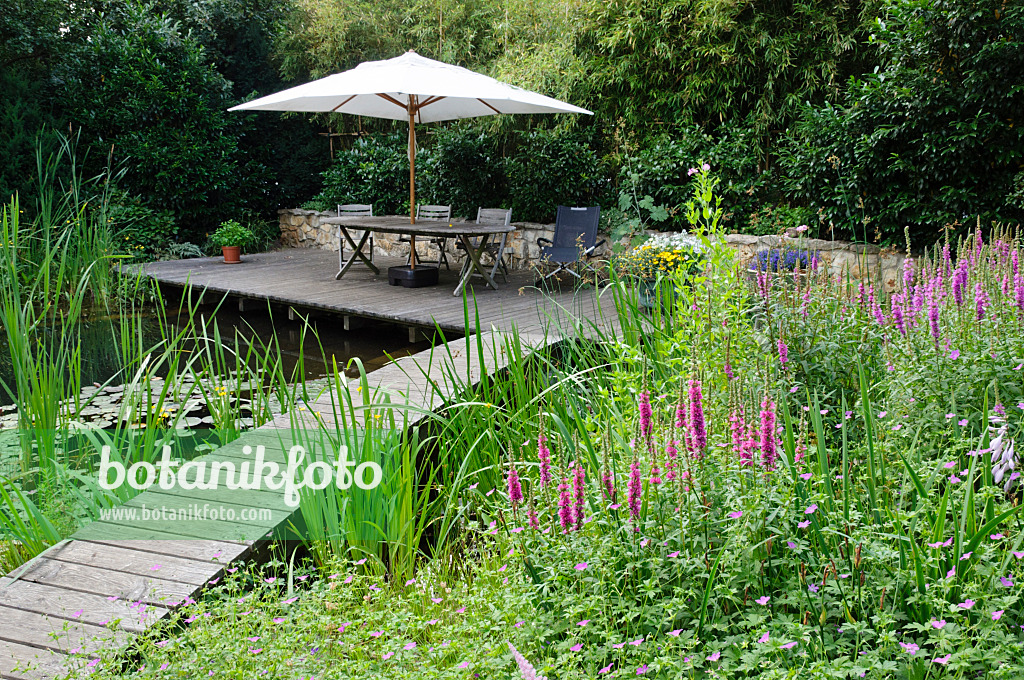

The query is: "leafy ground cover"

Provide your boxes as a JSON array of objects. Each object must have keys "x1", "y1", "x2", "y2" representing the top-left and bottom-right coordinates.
[{"x1": 75, "y1": 175, "x2": 1024, "y2": 679}]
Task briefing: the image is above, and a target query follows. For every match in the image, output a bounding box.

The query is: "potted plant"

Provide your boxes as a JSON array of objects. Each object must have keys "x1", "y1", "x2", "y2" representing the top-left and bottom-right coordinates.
[
  {"x1": 613, "y1": 233, "x2": 704, "y2": 309},
  {"x1": 209, "y1": 220, "x2": 253, "y2": 264}
]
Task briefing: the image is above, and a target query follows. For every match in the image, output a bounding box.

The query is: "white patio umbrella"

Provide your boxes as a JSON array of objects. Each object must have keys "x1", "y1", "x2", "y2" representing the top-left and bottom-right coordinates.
[{"x1": 229, "y1": 50, "x2": 591, "y2": 224}]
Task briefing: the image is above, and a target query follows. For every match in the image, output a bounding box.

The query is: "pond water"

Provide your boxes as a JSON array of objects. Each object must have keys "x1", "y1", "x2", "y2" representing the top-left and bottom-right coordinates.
[{"x1": 0, "y1": 302, "x2": 440, "y2": 408}]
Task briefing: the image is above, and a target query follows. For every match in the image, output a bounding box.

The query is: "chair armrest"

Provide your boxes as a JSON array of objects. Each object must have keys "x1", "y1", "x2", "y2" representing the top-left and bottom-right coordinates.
[{"x1": 537, "y1": 237, "x2": 553, "y2": 247}]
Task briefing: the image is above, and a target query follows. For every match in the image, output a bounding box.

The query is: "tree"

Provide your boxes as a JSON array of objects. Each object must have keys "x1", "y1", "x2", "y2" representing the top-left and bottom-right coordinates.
[
  {"x1": 58, "y1": 3, "x2": 258, "y2": 240},
  {"x1": 782, "y1": 0, "x2": 1024, "y2": 244}
]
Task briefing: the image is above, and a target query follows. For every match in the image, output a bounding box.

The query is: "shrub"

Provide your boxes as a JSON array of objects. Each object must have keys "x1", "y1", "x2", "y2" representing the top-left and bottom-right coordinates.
[
  {"x1": 311, "y1": 134, "x2": 413, "y2": 217},
  {"x1": 617, "y1": 121, "x2": 776, "y2": 235},
  {"x1": 505, "y1": 129, "x2": 611, "y2": 223},
  {"x1": 419, "y1": 126, "x2": 506, "y2": 219},
  {"x1": 107, "y1": 196, "x2": 178, "y2": 259},
  {"x1": 779, "y1": 0, "x2": 1024, "y2": 246},
  {"x1": 58, "y1": 4, "x2": 255, "y2": 243}
]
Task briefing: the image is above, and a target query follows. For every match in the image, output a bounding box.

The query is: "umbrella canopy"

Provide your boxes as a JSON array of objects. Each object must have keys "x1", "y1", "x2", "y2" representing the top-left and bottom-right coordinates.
[{"x1": 229, "y1": 51, "x2": 591, "y2": 225}]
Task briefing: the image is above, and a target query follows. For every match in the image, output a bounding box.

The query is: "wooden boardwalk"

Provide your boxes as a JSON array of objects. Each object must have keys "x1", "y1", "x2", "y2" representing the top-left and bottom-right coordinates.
[
  {"x1": 136, "y1": 249, "x2": 619, "y2": 337},
  {"x1": 0, "y1": 249, "x2": 618, "y2": 679}
]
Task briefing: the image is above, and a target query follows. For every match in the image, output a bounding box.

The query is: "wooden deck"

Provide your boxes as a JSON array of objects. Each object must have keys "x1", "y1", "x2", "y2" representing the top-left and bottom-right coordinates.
[
  {"x1": 135, "y1": 249, "x2": 619, "y2": 337},
  {"x1": 0, "y1": 249, "x2": 620, "y2": 679}
]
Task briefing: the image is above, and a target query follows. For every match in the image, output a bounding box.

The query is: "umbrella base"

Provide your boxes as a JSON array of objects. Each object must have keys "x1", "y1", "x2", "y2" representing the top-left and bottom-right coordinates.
[{"x1": 388, "y1": 265, "x2": 439, "y2": 288}]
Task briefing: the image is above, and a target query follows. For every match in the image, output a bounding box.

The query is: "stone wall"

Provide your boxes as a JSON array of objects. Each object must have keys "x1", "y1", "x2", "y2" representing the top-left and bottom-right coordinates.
[
  {"x1": 723, "y1": 233, "x2": 906, "y2": 292},
  {"x1": 278, "y1": 209, "x2": 904, "y2": 288},
  {"x1": 278, "y1": 209, "x2": 612, "y2": 271}
]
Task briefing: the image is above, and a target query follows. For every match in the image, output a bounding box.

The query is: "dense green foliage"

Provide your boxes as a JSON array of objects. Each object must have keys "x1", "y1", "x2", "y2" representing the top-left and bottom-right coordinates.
[
  {"x1": 3, "y1": 0, "x2": 1022, "y2": 251},
  {"x1": 782, "y1": 0, "x2": 1024, "y2": 243}
]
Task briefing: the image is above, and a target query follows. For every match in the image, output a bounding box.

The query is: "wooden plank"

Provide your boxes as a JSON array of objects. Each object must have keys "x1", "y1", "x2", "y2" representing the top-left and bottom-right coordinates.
[
  {"x1": 44, "y1": 542, "x2": 221, "y2": 588},
  {"x1": 123, "y1": 492, "x2": 292, "y2": 528},
  {"x1": 76, "y1": 516, "x2": 265, "y2": 545},
  {"x1": 72, "y1": 539, "x2": 247, "y2": 565},
  {"x1": 0, "y1": 578, "x2": 165, "y2": 633},
  {"x1": 10, "y1": 558, "x2": 195, "y2": 608},
  {"x1": 72, "y1": 521, "x2": 254, "y2": 549},
  {"x1": 0, "y1": 605, "x2": 128, "y2": 655},
  {"x1": 0, "y1": 638, "x2": 81, "y2": 680}
]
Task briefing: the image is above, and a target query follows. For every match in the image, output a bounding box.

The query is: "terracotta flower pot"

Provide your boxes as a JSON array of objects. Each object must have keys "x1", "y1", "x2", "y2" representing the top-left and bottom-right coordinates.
[{"x1": 221, "y1": 246, "x2": 242, "y2": 264}]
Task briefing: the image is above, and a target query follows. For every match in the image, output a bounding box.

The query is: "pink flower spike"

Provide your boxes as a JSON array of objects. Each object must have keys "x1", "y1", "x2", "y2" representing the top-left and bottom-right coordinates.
[
  {"x1": 993, "y1": 610, "x2": 1005, "y2": 620},
  {"x1": 728, "y1": 511, "x2": 743, "y2": 519},
  {"x1": 575, "y1": 562, "x2": 588, "y2": 571},
  {"x1": 756, "y1": 596, "x2": 770, "y2": 605},
  {"x1": 570, "y1": 643, "x2": 583, "y2": 652},
  {"x1": 931, "y1": 620, "x2": 946, "y2": 629}
]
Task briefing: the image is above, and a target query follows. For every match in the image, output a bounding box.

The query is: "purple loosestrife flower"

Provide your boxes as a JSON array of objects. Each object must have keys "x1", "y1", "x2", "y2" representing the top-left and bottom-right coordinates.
[
  {"x1": 665, "y1": 440, "x2": 678, "y2": 482},
  {"x1": 627, "y1": 457, "x2": 642, "y2": 525},
  {"x1": 800, "y1": 289, "x2": 810, "y2": 318},
  {"x1": 870, "y1": 286, "x2": 886, "y2": 325},
  {"x1": 688, "y1": 379, "x2": 707, "y2": 456},
  {"x1": 953, "y1": 263, "x2": 967, "y2": 306},
  {"x1": 778, "y1": 339, "x2": 789, "y2": 369},
  {"x1": 856, "y1": 281, "x2": 865, "y2": 308},
  {"x1": 724, "y1": 361, "x2": 735, "y2": 381},
  {"x1": 557, "y1": 476, "x2": 573, "y2": 530},
  {"x1": 891, "y1": 294, "x2": 906, "y2": 336},
  {"x1": 976, "y1": 282, "x2": 990, "y2": 321},
  {"x1": 508, "y1": 643, "x2": 546, "y2": 680},
  {"x1": 572, "y1": 463, "x2": 586, "y2": 528},
  {"x1": 928, "y1": 286, "x2": 941, "y2": 347},
  {"x1": 528, "y1": 502, "x2": 540, "y2": 530},
  {"x1": 903, "y1": 257, "x2": 914, "y2": 290},
  {"x1": 638, "y1": 390, "x2": 653, "y2": 441},
  {"x1": 507, "y1": 465, "x2": 523, "y2": 512},
  {"x1": 537, "y1": 434, "x2": 553, "y2": 488},
  {"x1": 760, "y1": 397, "x2": 778, "y2": 470},
  {"x1": 601, "y1": 465, "x2": 616, "y2": 503}
]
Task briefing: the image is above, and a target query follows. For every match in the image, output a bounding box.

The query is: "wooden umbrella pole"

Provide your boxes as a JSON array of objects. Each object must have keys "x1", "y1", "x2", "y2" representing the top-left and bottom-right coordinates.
[{"x1": 408, "y1": 97, "x2": 417, "y2": 267}]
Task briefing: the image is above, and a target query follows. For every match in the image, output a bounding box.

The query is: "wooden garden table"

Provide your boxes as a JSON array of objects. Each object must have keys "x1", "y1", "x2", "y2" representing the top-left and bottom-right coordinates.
[{"x1": 322, "y1": 215, "x2": 514, "y2": 296}]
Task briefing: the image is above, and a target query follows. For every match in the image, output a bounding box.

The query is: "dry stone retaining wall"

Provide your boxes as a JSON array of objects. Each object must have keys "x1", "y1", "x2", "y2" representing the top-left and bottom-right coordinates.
[{"x1": 278, "y1": 209, "x2": 904, "y2": 288}]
